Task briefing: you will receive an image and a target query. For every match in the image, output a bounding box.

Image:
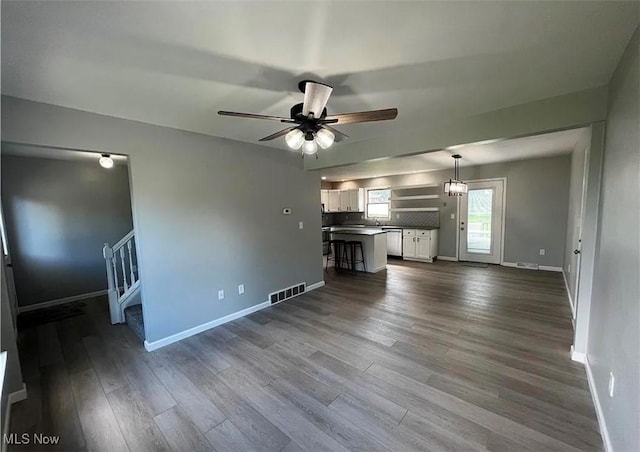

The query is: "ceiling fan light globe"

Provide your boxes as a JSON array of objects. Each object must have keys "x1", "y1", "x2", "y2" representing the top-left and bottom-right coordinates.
[
  {"x1": 315, "y1": 128, "x2": 335, "y2": 149},
  {"x1": 285, "y1": 129, "x2": 304, "y2": 149},
  {"x1": 302, "y1": 139, "x2": 318, "y2": 155}
]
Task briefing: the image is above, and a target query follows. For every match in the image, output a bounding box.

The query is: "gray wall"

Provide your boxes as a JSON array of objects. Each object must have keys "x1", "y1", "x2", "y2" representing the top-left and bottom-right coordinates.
[
  {"x1": 587, "y1": 28, "x2": 639, "y2": 452},
  {"x1": 1, "y1": 155, "x2": 134, "y2": 307},
  {"x1": 335, "y1": 154, "x2": 571, "y2": 267},
  {"x1": 1, "y1": 96, "x2": 323, "y2": 343},
  {"x1": 564, "y1": 130, "x2": 590, "y2": 304},
  {"x1": 1, "y1": 262, "x2": 24, "y2": 433}
]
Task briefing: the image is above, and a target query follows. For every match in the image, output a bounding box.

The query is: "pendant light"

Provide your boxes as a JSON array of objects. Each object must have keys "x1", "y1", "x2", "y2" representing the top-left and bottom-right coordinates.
[
  {"x1": 444, "y1": 154, "x2": 467, "y2": 196},
  {"x1": 99, "y1": 154, "x2": 114, "y2": 169}
]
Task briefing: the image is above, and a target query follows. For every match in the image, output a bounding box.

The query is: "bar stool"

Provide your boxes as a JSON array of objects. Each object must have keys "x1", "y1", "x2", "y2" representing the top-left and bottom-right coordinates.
[
  {"x1": 325, "y1": 239, "x2": 346, "y2": 271},
  {"x1": 345, "y1": 240, "x2": 366, "y2": 274}
]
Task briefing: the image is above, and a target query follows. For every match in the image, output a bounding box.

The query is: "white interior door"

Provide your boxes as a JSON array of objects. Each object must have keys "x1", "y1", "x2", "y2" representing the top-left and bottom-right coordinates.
[{"x1": 459, "y1": 180, "x2": 504, "y2": 264}]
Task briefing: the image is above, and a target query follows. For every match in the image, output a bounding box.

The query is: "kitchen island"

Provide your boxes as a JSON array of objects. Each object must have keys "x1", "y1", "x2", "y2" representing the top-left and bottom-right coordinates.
[{"x1": 329, "y1": 228, "x2": 387, "y2": 273}]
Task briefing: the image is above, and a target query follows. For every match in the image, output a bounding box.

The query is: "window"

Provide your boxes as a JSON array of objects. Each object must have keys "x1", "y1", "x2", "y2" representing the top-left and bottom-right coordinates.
[{"x1": 367, "y1": 189, "x2": 391, "y2": 219}]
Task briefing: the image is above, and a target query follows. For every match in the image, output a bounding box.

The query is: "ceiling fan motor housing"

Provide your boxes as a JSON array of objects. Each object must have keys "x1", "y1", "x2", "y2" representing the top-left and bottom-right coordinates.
[{"x1": 290, "y1": 103, "x2": 327, "y2": 120}]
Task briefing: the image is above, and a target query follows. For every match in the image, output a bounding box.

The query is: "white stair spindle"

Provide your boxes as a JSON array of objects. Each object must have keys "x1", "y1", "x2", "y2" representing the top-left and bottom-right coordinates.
[
  {"x1": 119, "y1": 247, "x2": 129, "y2": 292},
  {"x1": 127, "y1": 240, "x2": 136, "y2": 284},
  {"x1": 111, "y1": 256, "x2": 119, "y2": 295}
]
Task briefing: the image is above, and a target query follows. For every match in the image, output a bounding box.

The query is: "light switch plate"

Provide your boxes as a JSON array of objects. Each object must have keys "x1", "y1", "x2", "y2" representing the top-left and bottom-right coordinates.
[
  {"x1": 299, "y1": 221, "x2": 304, "y2": 229},
  {"x1": 238, "y1": 284, "x2": 245, "y2": 294},
  {"x1": 218, "y1": 290, "x2": 224, "y2": 300}
]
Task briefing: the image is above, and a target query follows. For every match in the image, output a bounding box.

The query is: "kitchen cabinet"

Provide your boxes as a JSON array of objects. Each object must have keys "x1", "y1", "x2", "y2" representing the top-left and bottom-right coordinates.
[
  {"x1": 321, "y1": 190, "x2": 329, "y2": 211},
  {"x1": 327, "y1": 190, "x2": 341, "y2": 212},
  {"x1": 340, "y1": 188, "x2": 364, "y2": 212},
  {"x1": 324, "y1": 188, "x2": 364, "y2": 212},
  {"x1": 402, "y1": 229, "x2": 438, "y2": 262}
]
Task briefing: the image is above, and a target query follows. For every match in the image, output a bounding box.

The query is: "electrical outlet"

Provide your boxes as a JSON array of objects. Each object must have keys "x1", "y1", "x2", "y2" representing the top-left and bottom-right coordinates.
[
  {"x1": 238, "y1": 284, "x2": 245, "y2": 294},
  {"x1": 396, "y1": 214, "x2": 400, "y2": 219},
  {"x1": 539, "y1": 248, "x2": 546, "y2": 256},
  {"x1": 450, "y1": 213, "x2": 455, "y2": 220},
  {"x1": 218, "y1": 290, "x2": 224, "y2": 300},
  {"x1": 299, "y1": 221, "x2": 304, "y2": 229},
  {"x1": 608, "y1": 372, "x2": 615, "y2": 397}
]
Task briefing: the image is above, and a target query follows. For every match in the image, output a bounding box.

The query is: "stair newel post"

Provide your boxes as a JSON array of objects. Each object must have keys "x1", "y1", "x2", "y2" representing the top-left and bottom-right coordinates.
[{"x1": 103, "y1": 243, "x2": 121, "y2": 324}]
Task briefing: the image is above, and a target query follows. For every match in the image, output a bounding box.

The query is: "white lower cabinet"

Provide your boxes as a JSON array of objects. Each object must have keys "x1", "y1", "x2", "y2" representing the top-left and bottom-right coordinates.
[{"x1": 402, "y1": 229, "x2": 438, "y2": 263}]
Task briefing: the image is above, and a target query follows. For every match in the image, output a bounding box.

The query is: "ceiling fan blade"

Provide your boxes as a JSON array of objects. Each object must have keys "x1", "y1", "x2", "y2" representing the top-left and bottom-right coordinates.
[
  {"x1": 320, "y1": 125, "x2": 349, "y2": 142},
  {"x1": 258, "y1": 126, "x2": 299, "y2": 142},
  {"x1": 324, "y1": 108, "x2": 398, "y2": 125},
  {"x1": 218, "y1": 111, "x2": 291, "y2": 122},
  {"x1": 302, "y1": 82, "x2": 333, "y2": 117}
]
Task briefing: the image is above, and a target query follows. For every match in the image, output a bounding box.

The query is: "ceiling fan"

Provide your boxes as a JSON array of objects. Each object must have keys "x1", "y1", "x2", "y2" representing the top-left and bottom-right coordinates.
[{"x1": 218, "y1": 80, "x2": 398, "y2": 157}]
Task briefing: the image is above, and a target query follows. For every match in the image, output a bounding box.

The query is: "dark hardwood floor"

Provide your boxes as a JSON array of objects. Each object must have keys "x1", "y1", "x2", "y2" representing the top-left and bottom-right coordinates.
[{"x1": 8, "y1": 260, "x2": 601, "y2": 451}]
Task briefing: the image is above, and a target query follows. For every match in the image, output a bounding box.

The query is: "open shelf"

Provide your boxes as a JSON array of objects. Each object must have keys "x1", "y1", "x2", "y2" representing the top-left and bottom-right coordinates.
[
  {"x1": 390, "y1": 207, "x2": 440, "y2": 212},
  {"x1": 390, "y1": 194, "x2": 440, "y2": 201}
]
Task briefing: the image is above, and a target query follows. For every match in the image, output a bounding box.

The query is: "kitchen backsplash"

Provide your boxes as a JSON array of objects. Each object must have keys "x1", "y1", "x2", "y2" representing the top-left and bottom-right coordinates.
[{"x1": 323, "y1": 211, "x2": 440, "y2": 228}]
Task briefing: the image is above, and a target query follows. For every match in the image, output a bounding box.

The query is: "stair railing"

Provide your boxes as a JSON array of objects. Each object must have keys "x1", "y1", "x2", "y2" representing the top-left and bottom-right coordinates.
[{"x1": 103, "y1": 230, "x2": 140, "y2": 324}]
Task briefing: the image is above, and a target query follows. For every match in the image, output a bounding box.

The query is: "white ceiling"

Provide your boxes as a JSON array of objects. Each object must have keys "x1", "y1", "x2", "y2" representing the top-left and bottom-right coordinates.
[
  {"x1": 1, "y1": 2, "x2": 637, "y2": 152},
  {"x1": 1, "y1": 142, "x2": 128, "y2": 166},
  {"x1": 320, "y1": 128, "x2": 587, "y2": 181}
]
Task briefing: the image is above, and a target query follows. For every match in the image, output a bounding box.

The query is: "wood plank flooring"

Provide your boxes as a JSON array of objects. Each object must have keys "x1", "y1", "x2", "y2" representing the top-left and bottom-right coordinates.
[{"x1": 8, "y1": 260, "x2": 602, "y2": 451}]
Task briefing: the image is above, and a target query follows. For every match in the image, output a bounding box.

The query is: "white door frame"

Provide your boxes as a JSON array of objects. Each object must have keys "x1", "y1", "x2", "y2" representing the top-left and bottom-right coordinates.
[
  {"x1": 457, "y1": 178, "x2": 507, "y2": 264},
  {"x1": 570, "y1": 149, "x2": 590, "y2": 320},
  {"x1": 0, "y1": 207, "x2": 19, "y2": 330}
]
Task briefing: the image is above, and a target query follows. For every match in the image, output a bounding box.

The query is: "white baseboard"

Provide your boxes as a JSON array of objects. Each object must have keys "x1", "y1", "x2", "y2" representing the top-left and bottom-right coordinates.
[
  {"x1": 3, "y1": 383, "x2": 27, "y2": 452},
  {"x1": 18, "y1": 290, "x2": 107, "y2": 313},
  {"x1": 563, "y1": 270, "x2": 576, "y2": 319},
  {"x1": 437, "y1": 256, "x2": 458, "y2": 262},
  {"x1": 7, "y1": 383, "x2": 27, "y2": 404},
  {"x1": 144, "y1": 280, "x2": 326, "y2": 352},
  {"x1": 539, "y1": 265, "x2": 563, "y2": 272},
  {"x1": 306, "y1": 281, "x2": 325, "y2": 291},
  {"x1": 501, "y1": 262, "x2": 563, "y2": 272},
  {"x1": 584, "y1": 356, "x2": 613, "y2": 452},
  {"x1": 570, "y1": 345, "x2": 586, "y2": 364}
]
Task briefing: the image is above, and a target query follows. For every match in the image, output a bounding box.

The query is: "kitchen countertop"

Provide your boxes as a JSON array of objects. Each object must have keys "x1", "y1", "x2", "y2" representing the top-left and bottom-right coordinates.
[
  {"x1": 324, "y1": 225, "x2": 439, "y2": 231},
  {"x1": 330, "y1": 228, "x2": 387, "y2": 236}
]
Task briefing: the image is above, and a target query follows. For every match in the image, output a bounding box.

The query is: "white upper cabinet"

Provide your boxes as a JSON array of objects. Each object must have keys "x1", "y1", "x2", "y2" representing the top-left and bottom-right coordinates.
[
  {"x1": 348, "y1": 189, "x2": 363, "y2": 212},
  {"x1": 339, "y1": 190, "x2": 350, "y2": 211},
  {"x1": 323, "y1": 188, "x2": 364, "y2": 212},
  {"x1": 321, "y1": 190, "x2": 329, "y2": 210},
  {"x1": 327, "y1": 190, "x2": 341, "y2": 212}
]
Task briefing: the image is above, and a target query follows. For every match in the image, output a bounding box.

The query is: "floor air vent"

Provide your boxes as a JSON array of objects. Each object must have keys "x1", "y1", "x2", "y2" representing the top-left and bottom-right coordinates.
[
  {"x1": 269, "y1": 283, "x2": 306, "y2": 305},
  {"x1": 516, "y1": 262, "x2": 539, "y2": 270}
]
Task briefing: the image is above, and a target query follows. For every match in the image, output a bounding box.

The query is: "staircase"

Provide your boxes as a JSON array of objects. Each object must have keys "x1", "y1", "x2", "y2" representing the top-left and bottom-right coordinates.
[
  {"x1": 124, "y1": 304, "x2": 145, "y2": 340},
  {"x1": 103, "y1": 230, "x2": 144, "y2": 339}
]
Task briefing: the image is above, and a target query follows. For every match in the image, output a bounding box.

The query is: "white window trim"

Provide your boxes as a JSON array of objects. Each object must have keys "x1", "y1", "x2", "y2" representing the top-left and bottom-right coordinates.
[{"x1": 366, "y1": 188, "x2": 391, "y2": 219}]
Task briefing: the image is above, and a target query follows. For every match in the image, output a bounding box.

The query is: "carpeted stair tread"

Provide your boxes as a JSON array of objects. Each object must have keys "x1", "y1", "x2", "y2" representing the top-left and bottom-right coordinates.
[{"x1": 124, "y1": 304, "x2": 145, "y2": 341}]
